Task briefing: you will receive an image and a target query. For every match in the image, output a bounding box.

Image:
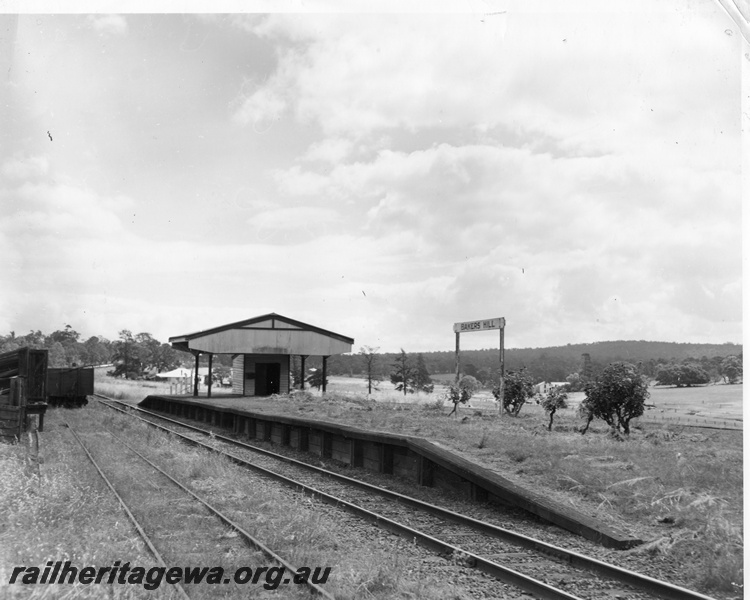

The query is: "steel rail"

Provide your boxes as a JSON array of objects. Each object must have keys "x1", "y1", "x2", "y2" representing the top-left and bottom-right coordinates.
[
  {"x1": 96, "y1": 398, "x2": 584, "y2": 600},
  {"x1": 62, "y1": 418, "x2": 192, "y2": 600},
  {"x1": 94, "y1": 395, "x2": 717, "y2": 600},
  {"x1": 101, "y1": 427, "x2": 335, "y2": 600}
]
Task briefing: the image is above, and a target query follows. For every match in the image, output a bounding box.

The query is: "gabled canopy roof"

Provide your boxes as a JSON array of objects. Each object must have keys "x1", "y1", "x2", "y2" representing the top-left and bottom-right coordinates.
[{"x1": 169, "y1": 313, "x2": 354, "y2": 356}]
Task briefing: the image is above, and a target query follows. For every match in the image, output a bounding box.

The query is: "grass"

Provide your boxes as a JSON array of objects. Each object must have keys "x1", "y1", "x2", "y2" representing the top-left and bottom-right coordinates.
[
  {"x1": 92, "y1": 373, "x2": 743, "y2": 596},
  {"x1": 94, "y1": 368, "x2": 173, "y2": 403},
  {"x1": 0, "y1": 417, "x2": 175, "y2": 599},
  {"x1": 234, "y1": 397, "x2": 746, "y2": 595},
  {"x1": 2, "y1": 404, "x2": 473, "y2": 599},
  {"x1": 643, "y1": 385, "x2": 743, "y2": 425}
]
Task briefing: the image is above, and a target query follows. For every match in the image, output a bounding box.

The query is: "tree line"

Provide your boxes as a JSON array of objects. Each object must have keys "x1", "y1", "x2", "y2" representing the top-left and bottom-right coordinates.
[
  {"x1": 0, "y1": 326, "x2": 741, "y2": 387},
  {"x1": 328, "y1": 341, "x2": 742, "y2": 386},
  {"x1": 0, "y1": 326, "x2": 195, "y2": 378}
]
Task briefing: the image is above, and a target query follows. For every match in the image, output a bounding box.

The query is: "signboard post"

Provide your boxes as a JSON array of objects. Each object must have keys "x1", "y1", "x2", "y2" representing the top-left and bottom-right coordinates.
[{"x1": 453, "y1": 317, "x2": 506, "y2": 413}]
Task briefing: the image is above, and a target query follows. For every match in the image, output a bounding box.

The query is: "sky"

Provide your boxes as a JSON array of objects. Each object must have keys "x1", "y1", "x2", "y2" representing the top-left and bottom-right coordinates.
[{"x1": 0, "y1": 1, "x2": 744, "y2": 353}]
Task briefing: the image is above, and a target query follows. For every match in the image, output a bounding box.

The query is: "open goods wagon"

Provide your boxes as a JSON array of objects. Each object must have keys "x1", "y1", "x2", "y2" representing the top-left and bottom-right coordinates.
[
  {"x1": 0, "y1": 347, "x2": 48, "y2": 402},
  {"x1": 0, "y1": 347, "x2": 48, "y2": 440},
  {"x1": 47, "y1": 367, "x2": 94, "y2": 407}
]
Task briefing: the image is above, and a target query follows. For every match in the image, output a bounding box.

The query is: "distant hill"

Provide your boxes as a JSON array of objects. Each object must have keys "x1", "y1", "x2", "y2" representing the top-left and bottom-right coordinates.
[
  {"x1": 328, "y1": 340, "x2": 742, "y2": 383},
  {"x1": 508, "y1": 340, "x2": 741, "y2": 364}
]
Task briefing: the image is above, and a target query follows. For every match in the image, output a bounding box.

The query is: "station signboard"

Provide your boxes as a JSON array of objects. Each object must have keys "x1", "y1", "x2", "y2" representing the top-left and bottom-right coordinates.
[{"x1": 453, "y1": 317, "x2": 505, "y2": 333}]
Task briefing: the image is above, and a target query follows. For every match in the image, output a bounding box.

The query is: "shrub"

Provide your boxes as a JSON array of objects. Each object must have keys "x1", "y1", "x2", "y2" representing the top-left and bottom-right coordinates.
[
  {"x1": 390, "y1": 349, "x2": 416, "y2": 395},
  {"x1": 494, "y1": 368, "x2": 534, "y2": 416},
  {"x1": 580, "y1": 362, "x2": 648, "y2": 435},
  {"x1": 541, "y1": 386, "x2": 568, "y2": 431},
  {"x1": 422, "y1": 395, "x2": 446, "y2": 412},
  {"x1": 306, "y1": 369, "x2": 328, "y2": 390},
  {"x1": 445, "y1": 376, "x2": 477, "y2": 417},
  {"x1": 719, "y1": 355, "x2": 742, "y2": 384}
]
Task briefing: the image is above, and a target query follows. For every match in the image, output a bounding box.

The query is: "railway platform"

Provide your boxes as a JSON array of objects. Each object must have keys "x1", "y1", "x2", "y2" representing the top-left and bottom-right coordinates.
[{"x1": 139, "y1": 393, "x2": 641, "y2": 550}]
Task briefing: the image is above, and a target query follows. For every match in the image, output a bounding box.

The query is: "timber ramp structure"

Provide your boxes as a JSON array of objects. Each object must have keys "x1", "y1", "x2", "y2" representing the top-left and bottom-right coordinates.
[{"x1": 139, "y1": 393, "x2": 641, "y2": 550}]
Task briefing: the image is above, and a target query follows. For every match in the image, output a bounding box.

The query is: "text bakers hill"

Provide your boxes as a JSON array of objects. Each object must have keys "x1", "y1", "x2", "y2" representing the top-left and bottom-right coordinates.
[{"x1": 454, "y1": 318, "x2": 504, "y2": 332}]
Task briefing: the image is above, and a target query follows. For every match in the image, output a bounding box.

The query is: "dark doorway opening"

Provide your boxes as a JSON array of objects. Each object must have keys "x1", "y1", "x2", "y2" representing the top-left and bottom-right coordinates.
[{"x1": 255, "y1": 363, "x2": 281, "y2": 396}]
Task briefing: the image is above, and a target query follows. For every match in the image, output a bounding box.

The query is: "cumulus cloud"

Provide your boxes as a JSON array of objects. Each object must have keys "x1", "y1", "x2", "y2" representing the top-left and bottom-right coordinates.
[
  {"x1": 234, "y1": 10, "x2": 736, "y2": 161},
  {"x1": 0, "y1": 177, "x2": 131, "y2": 305},
  {"x1": 262, "y1": 126, "x2": 739, "y2": 345},
  {"x1": 0, "y1": 11, "x2": 739, "y2": 349},
  {"x1": 234, "y1": 13, "x2": 508, "y2": 136},
  {"x1": 233, "y1": 86, "x2": 287, "y2": 131}
]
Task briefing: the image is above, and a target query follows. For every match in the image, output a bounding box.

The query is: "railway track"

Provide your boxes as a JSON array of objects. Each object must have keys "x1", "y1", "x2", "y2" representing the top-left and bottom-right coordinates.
[
  {"x1": 62, "y1": 411, "x2": 335, "y2": 599},
  {"x1": 93, "y1": 394, "x2": 718, "y2": 600},
  {"x1": 62, "y1": 418, "x2": 192, "y2": 600}
]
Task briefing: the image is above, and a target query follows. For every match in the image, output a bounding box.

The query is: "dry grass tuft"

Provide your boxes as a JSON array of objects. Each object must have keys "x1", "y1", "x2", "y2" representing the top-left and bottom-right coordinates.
[{"x1": 0, "y1": 422, "x2": 173, "y2": 599}]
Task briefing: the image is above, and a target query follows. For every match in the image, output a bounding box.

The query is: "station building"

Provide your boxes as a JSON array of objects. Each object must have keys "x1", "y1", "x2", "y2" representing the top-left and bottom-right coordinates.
[{"x1": 169, "y1": 313, "x2": 354, "y2": 397}]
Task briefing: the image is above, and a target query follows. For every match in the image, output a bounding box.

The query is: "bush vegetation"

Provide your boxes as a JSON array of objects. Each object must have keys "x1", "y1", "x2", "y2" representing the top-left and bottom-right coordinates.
[
  {"x1": 654, "y1": 363, "x2": 711, "y2": 387},
  {"x1": 541, "y1": 387, "x2": 568, "y2": 431},
  {"x1": 494, "y1": 368, "x2": 534, "y2": 416},
  {"x1": 445, "y1": 376, "x2": 478, "y2": 417},
  {"x1": 580, "y1": 362, "x2": 648, "y2": 435}
]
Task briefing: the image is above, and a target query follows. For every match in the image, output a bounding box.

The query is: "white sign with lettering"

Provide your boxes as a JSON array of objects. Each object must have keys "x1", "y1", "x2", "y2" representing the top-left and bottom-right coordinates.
[{"x1": 453, "y1": 317, "x2": 505, "y2": 333}]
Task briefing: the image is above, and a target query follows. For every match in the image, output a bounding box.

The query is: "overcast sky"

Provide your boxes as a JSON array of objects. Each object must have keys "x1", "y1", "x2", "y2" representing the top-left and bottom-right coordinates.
[{"x1": 0, "y1": 1, "x2": 743, "y2": 353}]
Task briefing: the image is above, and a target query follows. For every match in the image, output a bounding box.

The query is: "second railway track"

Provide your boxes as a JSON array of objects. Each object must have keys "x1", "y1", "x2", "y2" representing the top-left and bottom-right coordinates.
[
  {"x1": 63, "y1": 414, "x2": 335, "y2": 599},
  {"x1": 93, "y1": 393, "x2": 717, "y2": 600}
]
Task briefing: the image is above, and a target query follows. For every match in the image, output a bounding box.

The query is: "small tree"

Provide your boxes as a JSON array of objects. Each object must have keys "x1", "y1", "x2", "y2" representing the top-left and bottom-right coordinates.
[
  {"x1": 390, "y1": 349, "x2": 415, "y2": 395},
  {"x1": 580, "y1": 362, "x2": 648, "y2": 435},
  {"x1": 446, "y1": 376, "x2": 478, "y2": 417},
  {"x1": 359, "y1": 346, "x2": 382, "y2": 394},
  {"x1": 152, "y1": 343, "x2": 183, "y2": 373},
  {"x1": 653, "y1": 364, "x2": 676, "y2": 386},
  {"x1": 720, "y1": 355, "x2": 742, "y2": 384},
  {"x1": 541, "y1": 386, "x2": 568, "y2": 431},
  {"x1": 306, "y1": 369, "x2": 327, "y2": 391},
  {"x1": 110, "y1": 329, "x2": 142, "y2": 379},
  {"x1": 459, "y1": 375, "x2": 480, "y2": 397},
  {"x1": 414, "y1": 353, "x2": 434, "y2": 393},
  {"x1": 495, "y1": 368, "x2": 534, "y2": 416},
  {"x1": 682, "y1": 364, "x2": 710, "y2": 386},
  {"x1": 82, "y1": 335, "x2": 111, "y2": 366}
]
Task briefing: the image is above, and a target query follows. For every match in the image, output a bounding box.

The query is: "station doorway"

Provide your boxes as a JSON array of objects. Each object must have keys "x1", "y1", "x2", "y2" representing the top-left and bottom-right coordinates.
[{"x1": 255, "y1": 362, "x2": 281, "y2": 396}]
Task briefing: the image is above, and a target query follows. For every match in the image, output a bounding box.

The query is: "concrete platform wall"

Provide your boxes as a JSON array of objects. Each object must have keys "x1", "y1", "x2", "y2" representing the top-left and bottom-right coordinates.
[{"x1": 139, "y1": 394, "x2": 640, "y2": 549}]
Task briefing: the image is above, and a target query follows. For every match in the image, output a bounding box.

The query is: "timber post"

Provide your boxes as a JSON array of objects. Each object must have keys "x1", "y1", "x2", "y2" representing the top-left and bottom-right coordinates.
[
  {"x1": 454, "y1": 332, "x2": 460, "y2": 384},
  {"x1": 25, "y1": 415, "x2": 40, "y2": 476},
  {"x1": 192, "y1": 352, "x2": 200, "y2": 397},
  {"x1": 207, "y1": 353, "x2": 213, "y2": 398},
  {"x1": 321, "y1": 356, "x2": 328, "y2": 394},
  {"x1": 498, "y1": 321, "x2": 505, "y2": 416}
]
